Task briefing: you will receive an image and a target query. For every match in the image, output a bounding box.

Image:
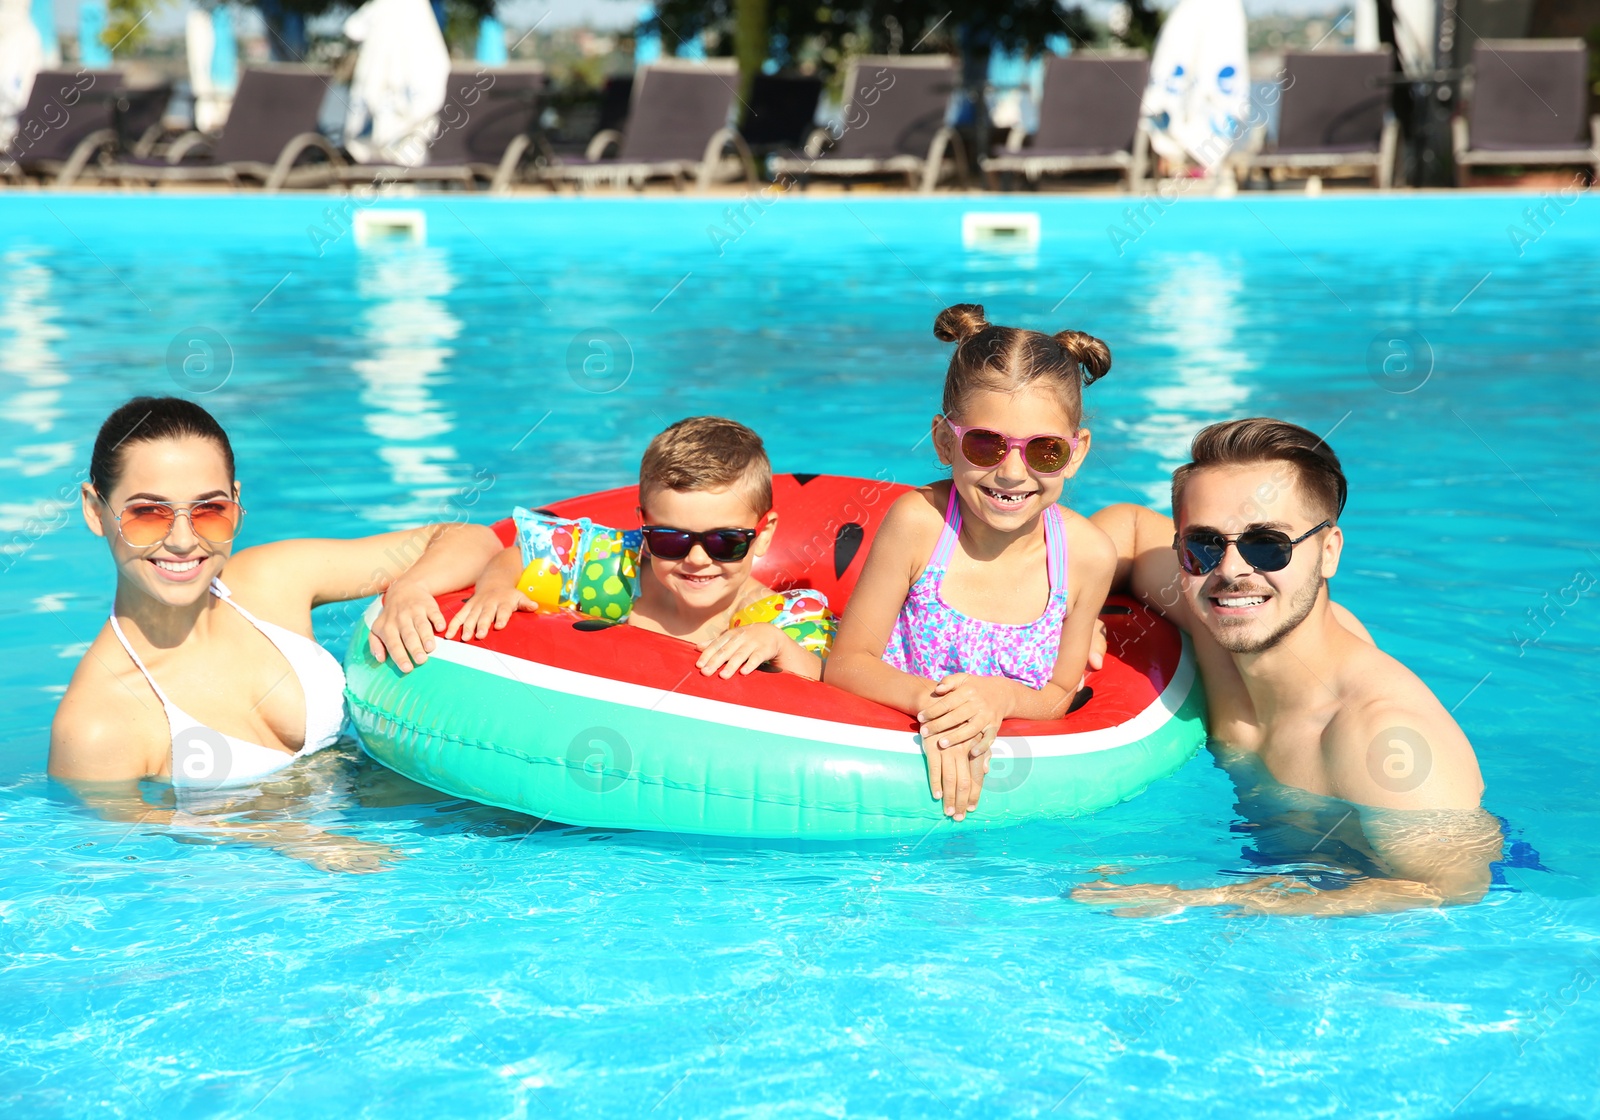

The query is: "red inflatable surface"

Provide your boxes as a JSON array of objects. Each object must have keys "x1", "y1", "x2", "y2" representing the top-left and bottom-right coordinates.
[{"x1": 460, "y1": 474, "x2": 1180, "y2": 736}]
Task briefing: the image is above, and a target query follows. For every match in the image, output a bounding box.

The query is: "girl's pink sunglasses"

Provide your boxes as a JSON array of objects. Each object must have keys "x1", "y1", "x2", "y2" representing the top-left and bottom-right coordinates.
[{"x1": 944, "y1": 420, "x2": 1080, "y2": 476}]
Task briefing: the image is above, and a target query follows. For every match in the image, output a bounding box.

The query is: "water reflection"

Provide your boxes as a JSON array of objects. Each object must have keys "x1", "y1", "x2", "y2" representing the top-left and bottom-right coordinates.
[
  {"x1": 352, "y1": 246, "x2": 464, "y2": 527},
  {"x1": 1122, "y1": 254, "x2": 1254, "y2": 505}
]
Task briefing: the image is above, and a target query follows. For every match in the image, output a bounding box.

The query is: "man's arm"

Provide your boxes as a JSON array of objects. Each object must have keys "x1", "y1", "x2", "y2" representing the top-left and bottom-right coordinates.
[{"x1": 1090, "y1": 503, "x2": 1189, "y2": 628}]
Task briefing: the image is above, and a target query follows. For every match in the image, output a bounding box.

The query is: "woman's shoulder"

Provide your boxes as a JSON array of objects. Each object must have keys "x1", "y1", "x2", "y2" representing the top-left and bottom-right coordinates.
[{"x1": 50, "y1": 630, "x2": 168, "y2": 781}]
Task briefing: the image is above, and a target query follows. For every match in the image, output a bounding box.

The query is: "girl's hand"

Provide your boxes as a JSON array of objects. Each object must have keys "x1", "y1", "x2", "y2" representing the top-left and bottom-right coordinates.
[
  {"x1": 916, "y1": 673, "x2": 1010, "y2": 819},
  {"x1": 698, "y1": 623, "x2": 787, "y2": 678},
  {"x1": 369, "y1": 580, "x2": 446, "y2": 673},
  {"x1": 445, "y1": 586, "x2": 537, "y2": 642}
]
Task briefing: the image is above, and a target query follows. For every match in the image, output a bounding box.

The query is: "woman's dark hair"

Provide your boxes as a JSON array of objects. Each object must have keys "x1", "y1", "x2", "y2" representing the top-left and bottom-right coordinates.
[
  {"x1": 934, "y1": 303, "x2": 1111, "y2": 427},
  {"x1": 89, "y1": 396, "x2": 235, "y2": 496}
]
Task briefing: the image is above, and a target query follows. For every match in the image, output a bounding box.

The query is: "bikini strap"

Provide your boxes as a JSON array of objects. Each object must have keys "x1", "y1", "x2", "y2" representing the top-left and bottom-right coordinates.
[
  {"x1": 928, "y1": 485, "x2": 963, "y2": 569},
  {"x1": 1044, "y1": 504, "x2": 1069, "y2": 598},
  {"x1": 107, "y1": 612, "x2": 177, "y2": 710},
  {"x1": 209, "y1": 576, "x2": 266, "y2": 629}
]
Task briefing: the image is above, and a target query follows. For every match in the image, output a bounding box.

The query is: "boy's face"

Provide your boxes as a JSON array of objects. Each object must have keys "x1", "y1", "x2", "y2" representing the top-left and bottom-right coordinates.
[{"x1": 638, "y1": 484, "x2": 775, "y2": 613}]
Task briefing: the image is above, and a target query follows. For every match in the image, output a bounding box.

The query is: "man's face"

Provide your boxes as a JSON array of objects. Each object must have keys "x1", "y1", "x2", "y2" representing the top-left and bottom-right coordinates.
[{"x1": 1174, "y1": 462, "x2": 1342, "y2": 655}]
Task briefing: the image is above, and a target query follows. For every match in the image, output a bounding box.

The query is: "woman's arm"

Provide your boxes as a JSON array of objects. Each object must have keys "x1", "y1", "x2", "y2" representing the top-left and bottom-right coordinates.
[{"x1": 228, "y1": 522, "x2": 504, "y2": 672}]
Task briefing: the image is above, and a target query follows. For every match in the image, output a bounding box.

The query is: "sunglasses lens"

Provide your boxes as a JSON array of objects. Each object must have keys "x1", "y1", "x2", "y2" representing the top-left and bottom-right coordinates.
[
  {"x1": 959, "y1": 429, "x2": 1008, "y2": 467},
  {"x1": 121, "y1": 503, "x2": 177, "y2": 546},
  {"x1": 1024, "y1": 436, "x2": 1072, "y2": 473},
  {"x1": 644, "y1": 529, "x2": 694, "y2": 560},
  {"x1": 190, "y1": 501, "x2": 241, "y2": 543},
  {"x1": 1236, "y1": 532, "x2": 1294, "y2": 572},
  {"x1": 701, "y1": 531, "x2": 752, "y2": 562},
  {"x1": 1178, "y1": 534, "x2": 1226, "y2": 575}
]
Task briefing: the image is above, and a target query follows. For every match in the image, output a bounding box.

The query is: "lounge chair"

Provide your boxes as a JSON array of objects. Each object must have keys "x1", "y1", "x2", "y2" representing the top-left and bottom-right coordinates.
[
  {"x1": 539, "y1": 59, "x2": 756, "y2": 191},
  {"x1": 770, "y1": 56, "x2": 965, "y2": 193},
  {"x1": 1, "y1": 69, "x2": 170, "y2": 185},
  {"x1": 980, "y1": 54, "x2": 1151, "y2": 191},
  {"x1": 1452, "y1": 39, "x2": 1600, "y2": 187},
  {"x1": 101, "y1": 64, "x2": 341, "y2": 191},
  {"x1": 741, "y1": 73, "x2": 823, "y2": 153},
  {"x1": 333, "y1": 65, "x2": 548, "y2": 193},
  {"x1": 1232, "y1": 49, "x2": 1397, "y2": 189}
]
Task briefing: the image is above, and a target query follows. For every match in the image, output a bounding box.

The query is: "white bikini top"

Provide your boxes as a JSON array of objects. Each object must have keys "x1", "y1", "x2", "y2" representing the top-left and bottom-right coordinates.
[{"x1": 109, "y1": 578, "x2": 347, "y2": 789}]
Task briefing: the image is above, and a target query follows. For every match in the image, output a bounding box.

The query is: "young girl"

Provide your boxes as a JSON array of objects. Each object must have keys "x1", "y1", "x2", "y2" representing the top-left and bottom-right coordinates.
[{"x1": 826, "y1": 304, "x2": 1117, "y2": 821}]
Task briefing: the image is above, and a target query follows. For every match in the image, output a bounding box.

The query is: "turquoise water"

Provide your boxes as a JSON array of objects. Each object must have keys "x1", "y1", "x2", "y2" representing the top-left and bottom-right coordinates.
[{"x1": 3, "y1": 192, "x2": 1598, "y2": 1117}]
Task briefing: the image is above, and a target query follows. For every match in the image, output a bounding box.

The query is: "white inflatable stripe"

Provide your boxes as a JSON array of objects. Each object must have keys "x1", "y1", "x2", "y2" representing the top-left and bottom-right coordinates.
[{"x1": 364, "y1": 603, "x2": 1196, "y2": 758}]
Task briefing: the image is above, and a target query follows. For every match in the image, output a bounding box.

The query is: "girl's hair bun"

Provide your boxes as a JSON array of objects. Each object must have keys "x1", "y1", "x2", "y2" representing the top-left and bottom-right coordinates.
[
  {"x1": 1053, "y1": 329, "x2": 1112, "y2": 387},
  {"x1": 934, "y1": 304, "x2": 989, "y2": 344}
]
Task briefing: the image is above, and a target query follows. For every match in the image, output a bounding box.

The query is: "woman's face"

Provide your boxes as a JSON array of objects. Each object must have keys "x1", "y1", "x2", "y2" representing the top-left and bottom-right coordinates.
[
  {"x1": 932, "y1": 385, "x2": 1089, "y2": 533},
  {"x1": 81, "y1": 437, "x2": 241, "y2": 609}
]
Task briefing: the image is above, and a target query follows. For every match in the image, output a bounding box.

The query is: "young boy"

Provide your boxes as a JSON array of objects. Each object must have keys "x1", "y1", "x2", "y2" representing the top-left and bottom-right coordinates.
[{"x1": 448, "y1": 416, "x2": 825, "y2": 680}]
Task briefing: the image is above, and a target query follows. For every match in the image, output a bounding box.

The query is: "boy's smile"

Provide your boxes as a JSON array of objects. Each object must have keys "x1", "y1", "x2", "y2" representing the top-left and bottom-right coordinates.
[{"x1": 636, "y1": 485, "x2": 776, "y2": 621}]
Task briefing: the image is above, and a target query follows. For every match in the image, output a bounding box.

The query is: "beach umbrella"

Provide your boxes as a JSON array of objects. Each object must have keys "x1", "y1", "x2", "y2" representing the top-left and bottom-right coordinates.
[
  {"x1": 342, "y1": 0, "x2": 450, "y2": 166},
  {"x1": 188, "y1": 5, "x2": 238, "y2": 132},
  {"x1": 0, "y1": 0, "x2": 43, "y2": 148},
  {"x1": 1140, "y1": 0, "x2": 1248, "y2": 173},
  {"x1": 78, "y1": 0, "x2": 110, "y2": 64}
]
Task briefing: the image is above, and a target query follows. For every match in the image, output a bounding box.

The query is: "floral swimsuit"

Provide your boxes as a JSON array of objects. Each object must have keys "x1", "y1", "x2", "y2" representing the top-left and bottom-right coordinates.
[{"x1": 882, "y1": 486, "x2": 1070, "y2": 690}]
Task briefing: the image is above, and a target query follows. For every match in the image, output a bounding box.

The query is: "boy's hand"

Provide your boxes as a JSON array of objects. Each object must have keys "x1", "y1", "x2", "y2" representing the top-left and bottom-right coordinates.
[
  {"x1": 697, "y1": 622, "x2": 788, "y2": 678},
  {"x1": 916, "y1": 673, "x2": 1011, "y2": 819},
  {"x1": 445, "y1": 586, "x2": 538, "y2": 642},
  {"x1": 368, "y1": 580, "x2": 446, "y2": 673}
]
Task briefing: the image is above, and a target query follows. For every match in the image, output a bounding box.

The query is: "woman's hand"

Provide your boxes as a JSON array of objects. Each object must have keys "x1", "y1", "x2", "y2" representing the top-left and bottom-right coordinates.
[
  {"x1": 916, "y1": 673, "x2": 1012, "y2": 819},
  {"x1": 368, "y1": 579, "x2": 446, "y2": 673},
  {"x1": 445, "y1": 585, "x2": 537, "y2": 642},
  {"x1": 698, "y1": 623, "x2": 788, "y2": 678}
]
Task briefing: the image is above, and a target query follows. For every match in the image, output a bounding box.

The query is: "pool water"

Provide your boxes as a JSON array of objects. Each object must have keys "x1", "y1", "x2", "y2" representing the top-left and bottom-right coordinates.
[{"x1": 2, "y1": 192, "x2": 1598, "y2": 1117}]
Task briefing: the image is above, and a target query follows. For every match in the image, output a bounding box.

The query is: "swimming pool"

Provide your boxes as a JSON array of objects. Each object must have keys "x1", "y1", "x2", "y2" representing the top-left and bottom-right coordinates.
[{"x1": 2, "y1": 190, "x2": 1597, "y2": 1117}]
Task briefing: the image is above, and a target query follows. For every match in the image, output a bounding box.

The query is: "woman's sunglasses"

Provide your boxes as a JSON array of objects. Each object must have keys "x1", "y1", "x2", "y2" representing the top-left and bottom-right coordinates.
[
  {"x1": 102, "y1": 496, "x2": 245, "y2": 548},
  {"x1": 640, "y1": 513, "x2": 772, "y2": 562},
  {"x1": 1175, "y1": 521, "x2": 1332, "y2": 576},
  {"x1": 944, "y1": 420, "x2": 1080, "y2": 476}
]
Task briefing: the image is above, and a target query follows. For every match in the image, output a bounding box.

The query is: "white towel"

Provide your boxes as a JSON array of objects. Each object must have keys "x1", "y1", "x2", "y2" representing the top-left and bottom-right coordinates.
[
  {"x1": 342, "y1": 0, "x2": 450, "y2": 166},
  {"x1": 1141, "y1": 0, "x2": 1250, "y2": 172}
]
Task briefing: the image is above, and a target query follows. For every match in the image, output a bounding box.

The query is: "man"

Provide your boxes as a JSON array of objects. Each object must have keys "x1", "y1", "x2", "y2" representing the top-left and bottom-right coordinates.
[{"x1": 1075, "y1": 418, "x2": 1500, "y2": 916}]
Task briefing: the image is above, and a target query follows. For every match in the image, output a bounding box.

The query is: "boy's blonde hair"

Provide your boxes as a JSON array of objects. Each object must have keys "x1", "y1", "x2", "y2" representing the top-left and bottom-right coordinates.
[{"x1": 639, "y1": 416, "x2": 773, "y2": 514}]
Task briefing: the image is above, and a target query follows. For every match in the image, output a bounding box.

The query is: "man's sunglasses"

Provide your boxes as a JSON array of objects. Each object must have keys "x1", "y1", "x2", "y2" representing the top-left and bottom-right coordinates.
[
  {"x1": 101, "y1": 495, "x2": 245, "y2": 548},
  {"x1": 944, "y1": 420, "x2": 1080, "y2": 476},
  {"x1": 640, "y1": 513, "x2": 772, "y2": 562},
  {"x1": 1174, "y1": 521, "x2": 1331, "y2": 576}
]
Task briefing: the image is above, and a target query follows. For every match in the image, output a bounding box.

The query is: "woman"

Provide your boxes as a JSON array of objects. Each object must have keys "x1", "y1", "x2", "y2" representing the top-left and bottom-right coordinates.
[{"x1": 48, "y1": 396, "x2": 501, "y2": 870}]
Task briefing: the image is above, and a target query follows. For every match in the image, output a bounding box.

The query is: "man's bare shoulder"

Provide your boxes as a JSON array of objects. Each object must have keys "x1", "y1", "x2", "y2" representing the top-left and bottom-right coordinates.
[{"x1": 1323, "y1": 638, "x2": 1483, "y2": 811}]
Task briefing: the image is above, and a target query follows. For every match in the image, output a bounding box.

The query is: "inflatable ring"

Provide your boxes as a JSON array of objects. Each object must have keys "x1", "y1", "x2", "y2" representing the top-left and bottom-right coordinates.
[{"x1": 344, "y1": 475, "x2": 1207, "y2": 839}]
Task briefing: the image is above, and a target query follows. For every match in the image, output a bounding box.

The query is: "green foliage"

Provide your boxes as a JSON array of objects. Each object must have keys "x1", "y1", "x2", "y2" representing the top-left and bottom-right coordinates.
[
  {"x1": 105, "y1": 0, "x2": 166, "y2": 54},
  {"x1": 653, "y1": 0, "x2": 1099, "y2": 74}
]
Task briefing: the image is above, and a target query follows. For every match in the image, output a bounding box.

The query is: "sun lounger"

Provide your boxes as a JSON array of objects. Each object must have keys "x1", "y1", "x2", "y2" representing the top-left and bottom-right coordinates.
[
  {"x1": 769, "y1": 56, "x2": 965, "y2": 193},
  {"x1": 1, "y1": 69, "x2": 163, "y2": 185},
  {"x1": 101, "y1": 65, "x2": 341, "y2": 191},
  {"x1": 332, "y1": 65, "x2": 548, "y2": 193},
  {"x1": 540, "y1": 59, "x2": 756, "y2": 191},
  {"x1": 1234, "y1": 50, "x2": 1397, "y2": 189},
  {"x1": 980, "y1": 54, "x2": 1151, "y2": 191},
  {"x1": 1452, "y1": 39, "x2": 1599, "y2": 187}
]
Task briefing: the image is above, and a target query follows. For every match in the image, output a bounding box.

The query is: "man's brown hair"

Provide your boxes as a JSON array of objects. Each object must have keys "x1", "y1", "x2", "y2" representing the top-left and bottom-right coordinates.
[
  {"x1": 639, "y1": 416, "x2": 773, "y2": 513},
  {"x1": 1171, "y1": 418, "x2": 1348, "y2": 525}
]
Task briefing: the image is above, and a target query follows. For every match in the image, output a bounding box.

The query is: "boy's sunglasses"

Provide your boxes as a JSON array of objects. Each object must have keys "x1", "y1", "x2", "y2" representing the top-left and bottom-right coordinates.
[
  {"x1": 640, "y1": 513, "x2": 773, "y2": 562},
  {"x1": 944, "y1": 420, "x2": 1080, "y2": 476},
  {"x1": 101, "y1": 495, "x2": 245, "y2": 547},
  {"x1": 1175, "y1": 521, "x2": 1332, "y2": 576}
]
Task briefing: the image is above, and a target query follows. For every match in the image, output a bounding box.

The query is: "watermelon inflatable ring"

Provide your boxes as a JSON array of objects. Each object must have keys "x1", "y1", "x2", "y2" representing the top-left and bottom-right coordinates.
[{"x1": 343, "y1": 475, "x2": 1206, "y2": 839}]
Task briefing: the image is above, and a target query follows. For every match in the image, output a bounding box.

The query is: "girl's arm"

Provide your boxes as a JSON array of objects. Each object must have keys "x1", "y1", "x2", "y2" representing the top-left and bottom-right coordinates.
[
  {"x1": 822, "y1": 492, "x2": 944, "y2": 715},
  {"x1": 825, "y1": 491, "x2": 986, "y2": 820}
]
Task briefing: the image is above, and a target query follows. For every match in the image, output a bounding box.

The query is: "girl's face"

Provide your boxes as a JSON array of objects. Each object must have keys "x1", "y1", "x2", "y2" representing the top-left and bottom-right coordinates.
[
  {"x1": 638, "y1": 485, "x2": 776, "y2": 615},
  {"x1": 81, "y1": 437, "x2": 240, "y2": 610},
  {"x1": 932, "y1": 385, "x2": 1089, "y2": 533}
]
